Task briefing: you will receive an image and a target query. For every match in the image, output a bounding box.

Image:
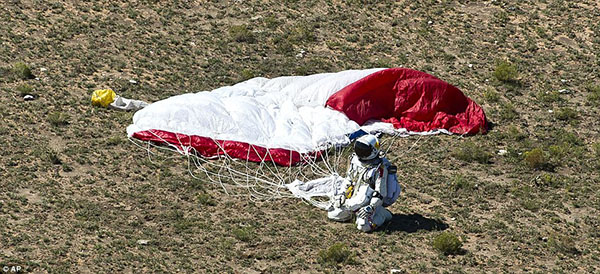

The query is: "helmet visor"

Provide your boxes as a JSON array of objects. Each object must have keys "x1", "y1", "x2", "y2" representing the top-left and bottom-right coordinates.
[{"x1": 354, "y1": 142, "x2": 373, "y2": 160}]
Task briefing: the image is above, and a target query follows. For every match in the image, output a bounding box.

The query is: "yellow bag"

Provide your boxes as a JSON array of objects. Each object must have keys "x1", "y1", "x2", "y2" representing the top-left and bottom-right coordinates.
[{"x1": 91, "y1": 89, "x2": 116, "y2": 107}]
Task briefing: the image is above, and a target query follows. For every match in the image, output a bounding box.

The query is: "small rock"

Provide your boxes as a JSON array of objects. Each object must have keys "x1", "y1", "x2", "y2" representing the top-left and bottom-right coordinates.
[
  {"x1": 558, "y1": 89, "x2": 571, "y2": 94},
  {"x1": 129, "y1": 79, "x2": 137, "y2": 84},
  {"x1": 497, "y1": 149, "x2": 507, "y2": 156},
  {"x1": 468, "y1": 64, "x2": 473, "y2": 68},
  {"x1": 137, "y1": 239, "x2": 149, "y2": 245},
  {"x1": 23, "y1": 94, "x2": 34, "y2": 101},
  {"x1": 548, "y1": 109, "x2": 554, "y2": 113},
  {"x1": 427, "y1": 20, "x2": 433, "y2": 25}
]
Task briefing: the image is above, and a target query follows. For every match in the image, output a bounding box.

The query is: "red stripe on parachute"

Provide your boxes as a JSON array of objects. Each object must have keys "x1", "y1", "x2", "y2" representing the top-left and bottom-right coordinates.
[{"x1": 132, "y1": 129, "x2": 317, "y2": 166}]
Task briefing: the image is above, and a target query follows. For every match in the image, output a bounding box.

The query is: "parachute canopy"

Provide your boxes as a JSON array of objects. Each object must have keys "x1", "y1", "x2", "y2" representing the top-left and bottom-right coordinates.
[{"x1": 127, "y1": 68, "x2": 487, "y2": 166}]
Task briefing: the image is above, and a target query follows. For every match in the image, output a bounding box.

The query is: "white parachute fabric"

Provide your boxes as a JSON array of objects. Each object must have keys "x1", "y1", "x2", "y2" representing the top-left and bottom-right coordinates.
[{"x1": 127, "y1": 68, "x2": 385, "y2": 153}]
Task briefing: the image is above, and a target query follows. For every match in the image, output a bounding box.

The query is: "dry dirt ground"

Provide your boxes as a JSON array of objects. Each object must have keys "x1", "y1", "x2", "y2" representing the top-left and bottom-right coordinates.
[{"x1": 1, "y1": 0, "x2": 600, "y2": 273}]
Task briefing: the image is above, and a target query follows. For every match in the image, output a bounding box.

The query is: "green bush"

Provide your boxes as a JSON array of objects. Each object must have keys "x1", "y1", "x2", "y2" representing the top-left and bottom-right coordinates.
[
  {"x1": 593, "y1": 143, "x2": 600, "y2": 158},
  {"x1": 483, "y1": 87, "x2": 500, "y2": 103},
  {"x1": 585, "y1": 84, "x2": 600, "y2": 105},
  {"x1": 240, "y1": 69, "x2": 255, "y2": 81},
  {"x1": 547, "y1": 234, "x2": 579, "y2": 255},
  {"x1": 536, "y1": 90, "x2": 561, "y2": 105},
  {"x1": 48, "y1": 111, "x2": 69, "y2": 126},
  {"x1": 493, "y1": 60, "x2": 518, "y2": 82},
  {"x1": 232, "y1": 227, "x2": 255, "y2": 242},
  {"x1": 452, "y1": 141, "x2": 490, "y2": 164},
  {"x1": 13, "y1": 62, "x2": 34, "y2": 79},
  {"x1": 499, "y1": 102, "x2": 518, "y2": 121},
  {"x1": 555, "y1": 107, "x2": 578, "y2": 121},
  {"x1": 504, "y1": 125, "x2": 527, "y2": 141},
  {"x1": 229, "y1": 25, "x2": 255, "y2": 43},
  {"x1": 432, "y1": 232, "x2": 463, "y2": 255},
  {"x1": 451, "y1": 174, "x2": 474, "y2": 191},
  {"x1": 197, "y1": 193, "x2": 216, "y2": 206},
  {"x1": 16, "y1": 84, "x2": 34, "y2": 96},
  {"x1": 523, "y1": 148, "x2": 549, "y2": 170},
  {"x1": 318, "y1": 243, "x2": 355, "y2": 266}
]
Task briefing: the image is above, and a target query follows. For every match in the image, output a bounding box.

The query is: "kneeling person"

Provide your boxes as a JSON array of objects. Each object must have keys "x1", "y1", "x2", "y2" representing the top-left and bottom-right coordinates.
[{"x1": 328, "y1": 134, "x2": 401, "y2": 232}]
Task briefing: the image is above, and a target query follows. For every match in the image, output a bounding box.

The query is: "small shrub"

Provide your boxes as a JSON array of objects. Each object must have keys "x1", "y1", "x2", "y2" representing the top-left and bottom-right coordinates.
[
  {"x1": 48, "y1": 150, "x2": 62, "y2": 165},
  {"x1": 521, "y1": 199, "x2": 541, "y2": 212},
  {"x1": 499, "y1": 102, "x2": 518, "y2": 121},
  {"x1": 547, "y1": 234, "x2": 580, "y2": 255},
  {"x1": 493, "y1": 60, "x2": 518, "y2": 82},
  {"x1": 240, "y1": 69, "x2": 255, "y2": 81},
  {"x1": 548, "y1": 143, "x2": 583, "y2": 163},
  {"x1": 554, "y1": 107, "x2": 578, "y2": 121},
  {"x1": 232, "y1": 226, "x2": 254, "y2": 242},
  {"x1": 318, "y1": 243, "x2": 355, "y2": 266},
  {"x1": 346, "y1": 34, "x2": 359, "y2": 42},
  {"x1": 432, "y1": 232, "x2": 463, "y2": 255},
  {"x1": 13, "y1": 62, "x2": 34, "y2": 79},
  {"x1": 197, "y1": 193, "x2": 215, "y2": 206},
  {"x1": 538, "y1": 173, "x2": 563, "y2": 188},
  {"x1": 62, "y1": 163, "x2": 73, "y2": 172},
  {"x1": 585, "y1": 84, "x2": 600, "y2": 105},
  {"x1": 452, "y1": 141, "x2": 490, "y2": 164},
  {"x1": 16, "y1": 84, "x2": 34, "y2": 96},
  {"x1": 264, "y1": 16, "x2": 279, "y2": 29},
  {"x1": 451, "y1": 174, "x2": 474, "y2": 191},
  {"x1": 289, "y1": 24, "x2": 317, "y2": 43},
  {"x1": 229, "y1": 25, "x2": 255, "y2": 43},
  {"x1": 557, "y1": 130, "x2": 582, "y2": 146},
  {"x1": 48, "y1": 111, "x2": 69, "y2": 126},
  {"x1": 106, "y1": 136, "x2": 123, "y2": 146},
  {"x1": 593, "y1": 143, "x2": 600, "y2": 158},
  {"x1": 536, "y1": 90, "x2": 561, "y2": 105},
  {"x1": 523, "y1": 148, "x2": 549, "y2": 170},
  {"x1": 503, "y1": 125, "x2": 527, "y2": 141},
  {"x1": 483, "y1": 87, "x2": 500, "y2": 103}
]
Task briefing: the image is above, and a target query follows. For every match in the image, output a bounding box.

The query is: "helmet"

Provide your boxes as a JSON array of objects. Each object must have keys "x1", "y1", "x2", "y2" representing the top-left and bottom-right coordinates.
[{"x1": 354, "y1": 134, "x2": 380, "y2": 161}]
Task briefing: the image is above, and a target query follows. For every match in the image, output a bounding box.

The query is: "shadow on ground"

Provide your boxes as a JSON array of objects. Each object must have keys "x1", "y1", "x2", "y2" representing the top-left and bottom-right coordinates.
[{"x1": 381, "y1": 213, "x2": 449, "y2": 233}]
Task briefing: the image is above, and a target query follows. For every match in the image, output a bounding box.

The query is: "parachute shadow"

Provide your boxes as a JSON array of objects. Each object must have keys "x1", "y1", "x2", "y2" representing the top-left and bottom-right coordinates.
[{"x1": 381, "y1": 213, "x2": 448, "y2": 233}]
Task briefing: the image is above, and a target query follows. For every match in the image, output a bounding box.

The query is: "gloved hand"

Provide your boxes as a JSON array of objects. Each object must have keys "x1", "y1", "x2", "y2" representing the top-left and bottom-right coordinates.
[{"x1": 357, "y1": 205, "x2": 374, "y2": 219}]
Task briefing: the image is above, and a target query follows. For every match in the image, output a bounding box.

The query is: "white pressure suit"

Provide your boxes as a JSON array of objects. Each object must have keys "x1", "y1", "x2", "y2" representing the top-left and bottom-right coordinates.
[{"x1": 328, "y1": 152, "x2": 401, "y2": 232}]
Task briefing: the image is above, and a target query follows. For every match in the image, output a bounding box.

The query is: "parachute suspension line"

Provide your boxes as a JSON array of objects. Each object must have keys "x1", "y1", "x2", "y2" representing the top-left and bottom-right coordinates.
[
  {"x1": 383, "y1": 132, "x2": 401, "y2": 156},
  {"x1": 131, "y1": 131, "x2": 425, "y2": 200},
  {"x1": 300, "y1": 152, "x2": 330, "y2": 177},
  {"x1": 209, "y1": 139, "x2": 280, "y2": 200},
  {"x1": 321, "y1": 146, "x2": 336, "y2": 175},
  {"x1": 333, "y1": 144, "x2": 352, "y2": 175}
]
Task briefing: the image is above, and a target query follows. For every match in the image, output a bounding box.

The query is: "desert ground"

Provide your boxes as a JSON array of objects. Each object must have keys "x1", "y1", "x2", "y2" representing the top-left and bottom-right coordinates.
[{"x1": 1, "y1": 0, "x2": 599, "y2": 272}]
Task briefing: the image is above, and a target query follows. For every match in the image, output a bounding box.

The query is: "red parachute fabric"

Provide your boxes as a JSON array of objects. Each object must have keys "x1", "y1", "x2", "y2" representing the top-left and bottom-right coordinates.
[
  {"x1": 131, "y1": 129, "x2": 317, "y2": 166},
  {"x1": 326, "y1": 68, "x2": 487, "y2": 135}
]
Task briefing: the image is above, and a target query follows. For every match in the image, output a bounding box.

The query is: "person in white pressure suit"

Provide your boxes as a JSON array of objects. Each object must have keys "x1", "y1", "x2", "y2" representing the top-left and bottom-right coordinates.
[{"x1": 327, "y1": 134, "x2": 401, "y2": 232}]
